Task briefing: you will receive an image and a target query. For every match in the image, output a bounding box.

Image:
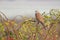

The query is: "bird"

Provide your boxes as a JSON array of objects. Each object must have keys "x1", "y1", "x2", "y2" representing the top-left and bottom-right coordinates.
[
  {"x1": 35, "y1": 10, "x2": 46, "y2": 30},
  {"x1": 35, "y1": 10, "x2": 44, "y2": 23}
]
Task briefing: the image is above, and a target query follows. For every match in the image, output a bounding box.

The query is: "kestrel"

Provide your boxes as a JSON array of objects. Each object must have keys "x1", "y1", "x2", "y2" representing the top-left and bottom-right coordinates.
[
  {"x1": 35, "y1": 10, "x2": 46, "y2": 30},
  {"x1": 35, "y1": 10, "x2": 44, "y2": 23}
]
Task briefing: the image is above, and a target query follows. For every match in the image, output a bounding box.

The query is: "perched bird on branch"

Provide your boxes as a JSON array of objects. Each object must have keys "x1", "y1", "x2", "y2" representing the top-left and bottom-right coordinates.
[
  {"x1": 35, "y1": 10, "x2": 46, "y2": 30},
  {"x1": 35, "y1": 10, "x2": 44, "y2": 23}
]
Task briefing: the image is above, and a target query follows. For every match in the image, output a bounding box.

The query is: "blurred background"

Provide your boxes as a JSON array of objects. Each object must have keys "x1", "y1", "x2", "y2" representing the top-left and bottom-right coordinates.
[{"x1": 0, "y1": 0, "x2": 60, "y2": 18}]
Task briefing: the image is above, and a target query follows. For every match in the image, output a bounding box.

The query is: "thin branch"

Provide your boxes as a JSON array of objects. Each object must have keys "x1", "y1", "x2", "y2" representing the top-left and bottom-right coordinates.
[
  {"x1": 0, "y1": 11, "x2": 8, "y2": 21},
  {"x1": 39, "y1": 21, "x2": 46, "y2": 30},
  {"x1": 48, "y1": 23, "x2": 54, "y2": 33}
]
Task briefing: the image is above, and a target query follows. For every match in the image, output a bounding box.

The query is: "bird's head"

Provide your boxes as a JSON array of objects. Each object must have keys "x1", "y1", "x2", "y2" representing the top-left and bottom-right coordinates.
[
  {"x1": 35, "y1": 10, "x2": 42, "y2": 17},
  {"x1": 35, "y1": 10, "x2": 40, "y2": 14}
]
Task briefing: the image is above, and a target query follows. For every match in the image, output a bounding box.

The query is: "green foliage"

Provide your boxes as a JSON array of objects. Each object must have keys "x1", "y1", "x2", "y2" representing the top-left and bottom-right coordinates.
[
  {"x1": 0, "y1": 9, "x2": 60, "y2": 40},
  {"x1": 0, "y1": 23, "x2": 4, "y2": 32}
]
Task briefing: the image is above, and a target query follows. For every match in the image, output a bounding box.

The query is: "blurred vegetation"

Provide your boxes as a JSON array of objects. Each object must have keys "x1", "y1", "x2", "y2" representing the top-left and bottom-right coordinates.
[{"x1": 0, "y1": 9, "x2": 60, "y2": 40}]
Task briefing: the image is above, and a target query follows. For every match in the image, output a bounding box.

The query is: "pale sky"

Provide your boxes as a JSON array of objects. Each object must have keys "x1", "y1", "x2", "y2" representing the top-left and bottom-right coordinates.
[{"x1": 0, "y1": 0, "x2": 60, "y2": 18}]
